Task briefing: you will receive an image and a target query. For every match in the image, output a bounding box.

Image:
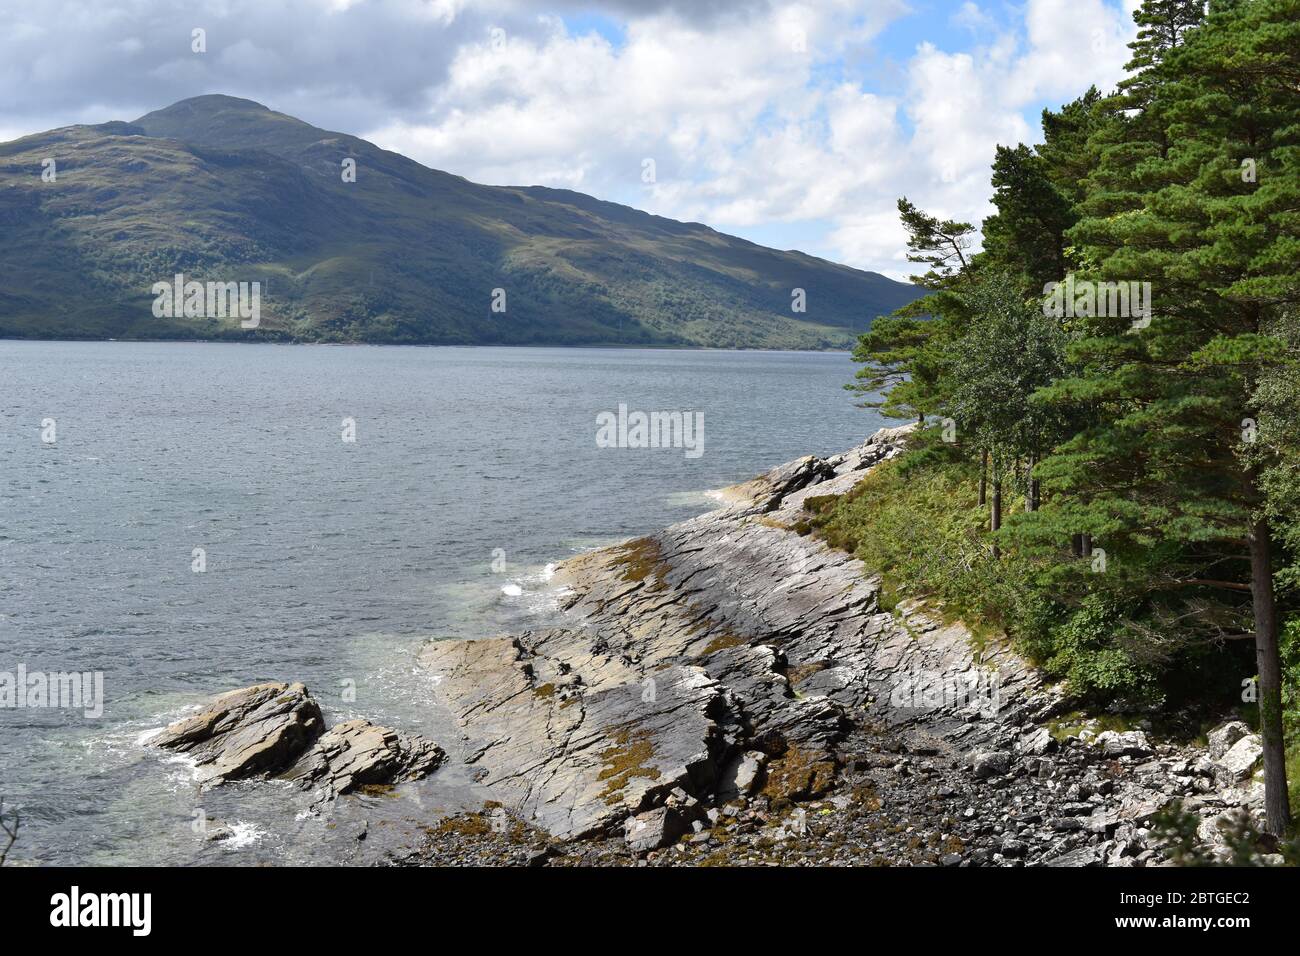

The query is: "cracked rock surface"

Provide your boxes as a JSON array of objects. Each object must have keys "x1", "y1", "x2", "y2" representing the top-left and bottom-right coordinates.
[
  {"x1": 415, "y1": 425, "x2": 1272, "y2": 865},
  {"x1": 152, "y1": 681, "x2": 443, "y2": 801}
]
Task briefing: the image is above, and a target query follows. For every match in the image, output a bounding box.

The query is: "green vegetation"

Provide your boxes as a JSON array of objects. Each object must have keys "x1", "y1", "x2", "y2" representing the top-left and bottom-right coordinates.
[
  {"x1": 840, "y1": 0, "x2": 1300, "y2": 835},
  {"x1": 0, "y1": 95, "x2": 922, "y2": 346}
]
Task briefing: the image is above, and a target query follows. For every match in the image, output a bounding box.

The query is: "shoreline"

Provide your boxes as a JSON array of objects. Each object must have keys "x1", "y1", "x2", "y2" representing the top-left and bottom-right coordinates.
[{"x1": 143, "y1": 425, "x2": 1276, "y2": 866}]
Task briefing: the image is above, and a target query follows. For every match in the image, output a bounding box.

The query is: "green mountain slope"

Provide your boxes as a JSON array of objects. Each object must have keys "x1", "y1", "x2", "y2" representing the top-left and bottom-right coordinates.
[{"x1": 0, "y1": 95, "x2": 922, "y2": 347}]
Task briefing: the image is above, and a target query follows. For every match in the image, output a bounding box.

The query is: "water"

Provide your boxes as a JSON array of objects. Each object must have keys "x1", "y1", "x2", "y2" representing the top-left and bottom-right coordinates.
[{"x1": 0, "y1": 341, "x2": 884, "y2": 865}]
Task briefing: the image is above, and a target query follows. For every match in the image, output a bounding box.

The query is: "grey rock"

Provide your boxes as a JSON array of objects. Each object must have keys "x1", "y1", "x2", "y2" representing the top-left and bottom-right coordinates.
[
  {"x1": 718, "y1": 750, "x2": 767, "y2": 799},
  {"x1": 1095, "y1": 730, "x2": 1153, "y2": 758},
  {"x1": 971, "y1": 750, "x2": 1013, "y2": 779},
  {"x1": 1044, "y1": 845, "x2": 1103, "y2": 867},
  {"x1": 1213, "y1": 735, "x2": 1262, "y2": 784},
  {"x1": 624, "y1": 807, "x2": 688, "y2": 853},
  {"x1": 152, "y1": 683, "x2": 443, "y2": 803},
  {"x1": 1207, "y1": 720, "x2": 1250, "y2": 760},
  {"x1": 999, "y1": 838, "x2": 1028, "y2": 858},
  {"x1": 151, "y1": 682, "x2": 324, "y2": 782},
  {"x1": 1017, "y1": 727, "x2": 1056, "y2": 756},
  {"x1": 284, "y1": 718, "x2": 444, "y2": 800}
]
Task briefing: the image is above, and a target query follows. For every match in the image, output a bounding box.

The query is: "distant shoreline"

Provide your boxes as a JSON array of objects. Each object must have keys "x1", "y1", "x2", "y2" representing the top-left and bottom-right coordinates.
[{"x1": 0, "y1": 338, "x2": 855, "y2": 354}]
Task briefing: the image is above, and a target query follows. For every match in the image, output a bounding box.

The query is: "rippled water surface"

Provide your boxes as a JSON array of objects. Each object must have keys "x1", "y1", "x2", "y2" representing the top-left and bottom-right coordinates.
[{"x1": 0, "y1": 341, "x2": 884, "y2": 864}]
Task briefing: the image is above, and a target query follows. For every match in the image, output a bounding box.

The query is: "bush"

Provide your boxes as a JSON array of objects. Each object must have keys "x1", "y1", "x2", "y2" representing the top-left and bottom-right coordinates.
[{"x1": 808, "y1": 446, "x2": 1212, "y2": 710}]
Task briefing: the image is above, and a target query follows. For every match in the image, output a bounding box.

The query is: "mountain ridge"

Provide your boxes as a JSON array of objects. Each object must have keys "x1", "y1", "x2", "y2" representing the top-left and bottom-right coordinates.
[{"x1": 0, "y1": 94, "x2": 923, "y2": 347}]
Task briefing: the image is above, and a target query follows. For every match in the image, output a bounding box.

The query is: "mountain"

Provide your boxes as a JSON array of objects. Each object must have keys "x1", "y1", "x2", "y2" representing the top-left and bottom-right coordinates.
[{"x1": 0, "y1": 95, "x2": 923, "y2": 347}]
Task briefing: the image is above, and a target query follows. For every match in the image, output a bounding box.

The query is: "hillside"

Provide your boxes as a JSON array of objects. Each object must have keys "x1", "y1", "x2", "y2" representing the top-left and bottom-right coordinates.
[{"x1": 0, "y1": 95, "x2": 922, "y2": 347}]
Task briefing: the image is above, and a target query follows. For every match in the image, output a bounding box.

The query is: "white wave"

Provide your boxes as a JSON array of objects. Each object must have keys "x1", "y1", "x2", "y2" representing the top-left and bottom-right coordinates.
[{"x1": 220, "y1": 821, "x2": 265, "y2": 850}]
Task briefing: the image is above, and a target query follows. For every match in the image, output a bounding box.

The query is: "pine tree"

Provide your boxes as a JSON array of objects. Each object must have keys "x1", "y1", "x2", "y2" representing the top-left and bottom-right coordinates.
[
  {"x1": 1034, "y1": 0, "x2": 1300, "y2": 833},
  {"x1": 847, "y1": 199, "x2": 976, "y2": 422}
]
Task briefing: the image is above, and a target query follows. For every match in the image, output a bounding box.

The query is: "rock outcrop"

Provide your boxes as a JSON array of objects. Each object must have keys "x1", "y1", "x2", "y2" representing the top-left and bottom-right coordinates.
[
  {"x1": 151, "y1": 682, "x2": 325, "y2": 782},
  {"x1": 156, "y1": 427, "x2": 1272, "y2": 866},
  {"x1": 418, "y1": 425, "x2": 1053, "y2": 844},
  {"x1": 152, "y1": 682, "x2": 443, "y2": 801},
  {"x1": 414, "y1": 425, "x2": 1272, "y2": 865}
]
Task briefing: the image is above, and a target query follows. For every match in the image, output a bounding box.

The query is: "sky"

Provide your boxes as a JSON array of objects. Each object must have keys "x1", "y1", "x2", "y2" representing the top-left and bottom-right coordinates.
[{"x1": 0, "y1": 0, "x2": 1142, "y2": 280}]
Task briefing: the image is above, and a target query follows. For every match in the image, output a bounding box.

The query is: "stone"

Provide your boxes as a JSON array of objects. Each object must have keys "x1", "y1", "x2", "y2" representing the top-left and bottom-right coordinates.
[
  {"x1": 151, "y1": 682, "x2": 324, "y2": 782},
  {"x1": 1095, "y1": 730, "x2": 1153, "y2": 759},
  {"x1": 1017, "y1": 727, "x2": 1056, "y2": 756},
  {"x1": 999, "y1": 838, "x2": 1028, "y2": 858},
  {"x1": 717, "y1": 750, "x2": 767, "y2": 799},
  {"x1": 624, "y1": 807, "x2": 688, "y2": 853},
  {"x1": 1044, "y1": 845, "x2": 1103, "y2": 866},
  {"x1": 151, "y1": 683, "x2": 444, "y2": 803},
  {"x1": 1207, "y1": 720, "x2": 1250, "y2": 760},
  {"x1": 971, "y1": 750, "x2": 1012, "y2": 779},
  {"x1": 1213, "y1": 735, "x2": 1262, "y2": 783}
]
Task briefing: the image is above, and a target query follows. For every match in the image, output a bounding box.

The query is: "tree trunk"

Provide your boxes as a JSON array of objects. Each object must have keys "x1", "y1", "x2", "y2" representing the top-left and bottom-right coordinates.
[
  {"x1": 1081, "y1": 532, "x2": 1092, "y2": 557},
  {"x1": 978, "y1": 449, "x2": 988, "y2": 506},
  {"x1": 1249, "y1": 516, "x2": 1292, "y2": 836},
  {"x1": 990, "y1": 479, "x2": 1002, "y2": 559},
  {"x1": 1026, "y1": 453, "x2": 1039, "y2": 512}
]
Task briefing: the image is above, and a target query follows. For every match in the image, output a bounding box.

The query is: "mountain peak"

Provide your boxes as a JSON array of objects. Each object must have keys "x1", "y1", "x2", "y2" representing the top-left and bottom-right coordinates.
[
  {"x1": 133, "y1": 94, "x2": 334, "y2": 152},
  {"x1": 136, "y1": 94, "x2": 272, "y2": 121}
]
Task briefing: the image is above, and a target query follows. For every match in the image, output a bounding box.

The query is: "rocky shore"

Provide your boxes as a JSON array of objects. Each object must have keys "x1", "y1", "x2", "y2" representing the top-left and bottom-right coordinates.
[{"x1": 152, "y1": 426, "x2": 1275, "y2": 866}]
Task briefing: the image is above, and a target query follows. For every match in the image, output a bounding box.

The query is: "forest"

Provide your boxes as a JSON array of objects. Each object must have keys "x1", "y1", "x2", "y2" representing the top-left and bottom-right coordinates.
[{"x1": 829, "y1": 0, "x2": 1300, "y2": 838}]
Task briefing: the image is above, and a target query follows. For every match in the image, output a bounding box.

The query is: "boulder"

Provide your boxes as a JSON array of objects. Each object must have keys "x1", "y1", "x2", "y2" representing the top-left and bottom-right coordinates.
[
  {"x1": 1207, "y1": 721, "x2": 1250, "y2": 761},
  {"x1": 1095, "y1": 730, "x2": 1153, "y2": 758},
  {"x1": 152, "y1": 683, "x2": 443, "y2": 801},
  {"x1": 717, "y1": 750, "x2": 767, "y2": 799},
  {"x1": 1213, "y1": 735, "x2": 1262, "y2": 784},
  {"x1": 151, "y1": 682, "x2": 324, "y2": 782},
  {"x1": 1017, "y1": 727, "x2": 1056, "y2": 756},
  {"x1": 624, "y1": 807, "x2": 688, "y2": 853},
  {"x1": 970, "y1": 750, "x2": 1012, "y2": 779}
]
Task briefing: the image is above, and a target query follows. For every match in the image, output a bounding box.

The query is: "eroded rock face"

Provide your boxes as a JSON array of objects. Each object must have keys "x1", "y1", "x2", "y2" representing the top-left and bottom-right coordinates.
[
  {"x1": 152, "y1": 683, "x2": 442, "y2": 802},
  {"x1": 151, "y1": 682, "x2": 324, "y2": 782}
]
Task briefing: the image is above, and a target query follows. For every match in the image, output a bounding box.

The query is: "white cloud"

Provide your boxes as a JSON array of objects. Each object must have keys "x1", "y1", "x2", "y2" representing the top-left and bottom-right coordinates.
[
  {"x1": 367, "y1": 0, "x2": 1138, "y2": 277},
  {"x1": 1, "y1": 0, "x2": 1141, "y2": 279}
]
